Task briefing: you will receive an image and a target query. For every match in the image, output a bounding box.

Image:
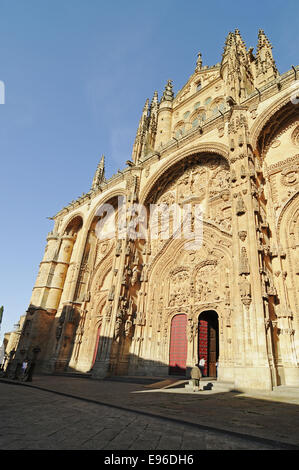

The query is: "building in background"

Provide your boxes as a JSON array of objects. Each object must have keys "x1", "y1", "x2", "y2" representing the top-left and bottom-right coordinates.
[
  {"x1": 9, "y1": 30, "x2": 299, "y2": 391},
  {"x1": 1, "y1": 315, "x2": 26, "y2": 370}
]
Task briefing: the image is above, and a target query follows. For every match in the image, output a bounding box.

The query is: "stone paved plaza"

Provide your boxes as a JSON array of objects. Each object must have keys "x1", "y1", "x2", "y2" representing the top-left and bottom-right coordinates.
[{"x1": 1, "y1": 375, "x2": 299, "y2": 450}]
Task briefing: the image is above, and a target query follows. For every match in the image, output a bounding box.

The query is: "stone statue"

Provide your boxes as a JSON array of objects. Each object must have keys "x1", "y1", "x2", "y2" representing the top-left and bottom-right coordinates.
[
  {"x1": 236, "y1": 193, "x2": 246, "y2": 215},
  {"x1": 196, "y1": 52, "x2": 203, "y2": 72},
  {"x1": 239, "y1": 276, "x2": 252, "y2": 307},
  {"x1": 125, "y1": 317, "x2": 133, "y2": 338},
  {"x1": 131, "y1": 266, "x2": 140, "y2": 286},
  {"x1": 187, "y1": 319, "x2": 194, "y2": 343},
  {"x1": 240, "y1": 247, "x2": 250, "y2": 275}
]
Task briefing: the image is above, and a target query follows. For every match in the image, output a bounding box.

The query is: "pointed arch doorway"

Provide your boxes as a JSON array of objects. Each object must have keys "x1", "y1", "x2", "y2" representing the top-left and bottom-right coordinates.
[{"x1": 198, "y1": 310, "x2": 219, "y2": 378}]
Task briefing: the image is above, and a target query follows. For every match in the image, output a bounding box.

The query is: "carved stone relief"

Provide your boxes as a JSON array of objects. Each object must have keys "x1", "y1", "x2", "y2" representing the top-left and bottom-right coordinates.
[
  {"x1": 169, "y1": 269, "x2": 190, "y2": 307},
  {"x1": 194, "y1": 261, "x2": 221, "y2": 303}
]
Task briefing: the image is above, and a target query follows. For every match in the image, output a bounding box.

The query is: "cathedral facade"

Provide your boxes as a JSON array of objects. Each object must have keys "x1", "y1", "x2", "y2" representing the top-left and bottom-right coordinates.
[{"x1": 14, "y1": 30, "x2": 299, "y2": 391}]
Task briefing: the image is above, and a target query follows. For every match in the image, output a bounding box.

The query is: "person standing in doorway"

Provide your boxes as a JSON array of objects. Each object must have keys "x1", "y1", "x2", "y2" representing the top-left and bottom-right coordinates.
[
  {"x1": 199, "y1": 357, "x2": 206, "y2": 377},
  {"x1": 21, "y1": 359, "x2": 28, "y2": 378}
]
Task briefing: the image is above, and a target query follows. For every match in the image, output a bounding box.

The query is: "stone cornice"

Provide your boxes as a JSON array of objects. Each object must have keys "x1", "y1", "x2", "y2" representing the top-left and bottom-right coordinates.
[
  {"x1": 39, "y1": 260, "x2": 70, "y2": 267},
  {"x1": 266, "y1": 154, "x2": 299, "y2": 177},
  {"x1": 32, "y1": 285, "x2": 64, "y2": 291}
]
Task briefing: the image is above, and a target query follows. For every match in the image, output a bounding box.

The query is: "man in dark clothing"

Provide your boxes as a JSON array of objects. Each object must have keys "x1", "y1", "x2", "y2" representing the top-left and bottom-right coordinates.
[{"x1": 190, "y1": 363, "x2": 202, "y2": 392}]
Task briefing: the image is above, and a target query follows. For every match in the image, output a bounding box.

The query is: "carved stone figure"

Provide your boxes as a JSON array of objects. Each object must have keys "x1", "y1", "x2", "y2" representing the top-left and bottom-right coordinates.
[
  {"x1": 115, "y1": 240, "x2": 122, "y2": 256},
  {"x1": 236, "y1": 193, "x2": 246, "y2": 215},
  {"x1": 239, "y1": 276, "x2": 252, "y2": 307},
  {"x1": 195, "y1": 51, "x2": 203, "y2": 72},
  {"x1": 240, "y1": 247, "x2": 250, "y2": 275},
  {"x1": 124, "y1": 317, "x2": 133, "y2": 338},
  {"x1": 187, "y1": 319, "x2": 195, "y2": 342},
  {"x1": 131, "y1": 266, "x2": 140, "y2": 286},
  {"x1": 108, "y1": 285, "x2": 115, "y2": 301}
]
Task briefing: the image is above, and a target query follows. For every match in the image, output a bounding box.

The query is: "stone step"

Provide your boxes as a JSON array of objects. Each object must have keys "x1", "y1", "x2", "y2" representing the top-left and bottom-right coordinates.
[
  {"x1": 52, "y1": 372, "x2": 92, "y2": 379},
  {"x1": 185, "y1": 379, "x2": 235, "y2": 392},
  {"x1": 271, "y1": 385, "x2": 299, "y2": 398},
  {"x1": 104, "y1": 376, "x2": 171, "y2": 385}
]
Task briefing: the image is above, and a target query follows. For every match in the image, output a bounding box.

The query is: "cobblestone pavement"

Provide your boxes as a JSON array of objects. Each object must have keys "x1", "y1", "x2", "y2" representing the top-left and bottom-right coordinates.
[{"x1": 0, "y1": 376, "x2": 299, "y2": 450}]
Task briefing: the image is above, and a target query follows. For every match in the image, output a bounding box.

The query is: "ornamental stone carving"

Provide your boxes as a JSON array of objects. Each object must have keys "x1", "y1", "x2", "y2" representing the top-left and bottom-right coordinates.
[{"x1": 239, "y1": 276, "x2": 252, "y2": 307}]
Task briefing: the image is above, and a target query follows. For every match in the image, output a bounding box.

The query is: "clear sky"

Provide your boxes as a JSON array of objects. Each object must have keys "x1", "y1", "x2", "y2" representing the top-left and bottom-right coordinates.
[{"x1": 0, "y1": 0, "x2": 298, "y2": 343}]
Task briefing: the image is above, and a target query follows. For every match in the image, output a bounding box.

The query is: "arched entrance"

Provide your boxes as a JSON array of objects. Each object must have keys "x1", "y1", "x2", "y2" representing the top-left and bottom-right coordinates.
[
  {"x1": 169, "y1": 314, "x2": 187, "y2": 376},
  {"x1": 198, "y1": 310, "x2": 219, "y2": 378}
]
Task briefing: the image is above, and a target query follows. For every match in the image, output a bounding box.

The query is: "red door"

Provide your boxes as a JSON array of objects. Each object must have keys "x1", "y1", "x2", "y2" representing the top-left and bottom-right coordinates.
[
  {"x1": 198, "y1": 311, "x2": 219, "y2": 377},
  {"x1": 169, "y1": 314, "x2": 187, "y2": 376},
  {"x1": 198, "y1": 318, "x2": 209, "y2": 376}
]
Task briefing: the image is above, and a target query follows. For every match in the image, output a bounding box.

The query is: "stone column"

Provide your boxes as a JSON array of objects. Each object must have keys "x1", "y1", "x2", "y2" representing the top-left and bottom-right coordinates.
[
  {"x1": 155, "y1": 80, "x2": 174, "y2": 149},
  {"x1": 30, "y1": 232, "x2": 60, "y2": 310},
  {"x1": 45, "y1": 234, "x2": 75, "y2": 312},
  {"x1": 263, "y1": 168, "x2": 299, "y2": 386},
  {"x1": 228, "y1": 106, "x2": 273, "y2": 391},
  {"x1": 42, "y1": 234, "x2": 77, "y2": 372},
  {"x1": 91, "y1": 238, "x2": 126, "y2": 378},
  {"x1": 186, "y1": 315, "x2": 196, "y2": 372}
]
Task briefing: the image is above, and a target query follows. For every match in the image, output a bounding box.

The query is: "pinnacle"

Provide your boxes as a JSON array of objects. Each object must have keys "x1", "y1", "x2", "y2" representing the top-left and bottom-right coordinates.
[
  {"x1": 222, "y1": 31, "x2": 234, "y2": 56},
  {"x1": 257, "y1": 29, "x2": 273, "y2": 48},
  {"x1": 91, "y1": 154, "x2": 105, "y2": 190},
  {"x1": 151, "y1": 90, "x2": 159, "y2": 105},
  {"x1": 143, "y1": 98, "x2": 150, "y2": 112},
  {"x1": 195, "y1": 51, "x2": 203, "y2": 71},
  {"x1": 161, "y1": 79, "x2": 174, "y2": 102}
]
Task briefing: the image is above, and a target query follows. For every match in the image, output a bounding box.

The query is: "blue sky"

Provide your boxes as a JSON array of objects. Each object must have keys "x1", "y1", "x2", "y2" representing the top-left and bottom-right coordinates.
[{"x1": 0, "y1": 0, "x2": 298, "y2": 343}]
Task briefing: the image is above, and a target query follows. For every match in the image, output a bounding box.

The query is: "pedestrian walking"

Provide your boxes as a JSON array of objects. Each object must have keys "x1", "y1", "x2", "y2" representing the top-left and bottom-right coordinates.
[{"x1": 190, "y1": 363, "x2": 202, "y2": 392}]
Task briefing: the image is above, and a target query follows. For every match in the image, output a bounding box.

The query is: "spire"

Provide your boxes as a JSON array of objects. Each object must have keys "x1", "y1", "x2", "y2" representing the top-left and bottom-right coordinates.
[
  {"x1": 222, "y1": 31, "x2": 234, "y2": 60},
  {"x1": 148, "y1": 90, "x2": 159, "y2": 148},
  {"x1": 150, "y1": 90, "x2": 159, "y2": 112},
  {"x1": 257, "y1": 29, "x2": 273, "y2": 51},
  {"x1": 149, "y1": 90, "x2": 159, "y2": 123},
  {"x1": 136, "y1": 98, "x2": 150, "y2": 140},
  {"x1": 161, "y1": 79, "x2": 174, "y2": 102},
  {"x1": 91, "y1": 155, "x2": 105, "y2": 190},
  {"x1": 234, "y1": 28, "x2": 246, "y2": 49},
  {"x1": 255, "y1": 29, "x2": 278, "y2": 86},
  {"x1": 221, "y1": 29, "x2": 254, "y2": 102},
  {"x1": 221, "y1": 30, "x2": 247, "y2": 63},
  {"x1": 142, "y1": 98, "x2": 150, "y2": 118},
  {"x1": 131, "y1": 97, "x2": 150, "y2": 163}
]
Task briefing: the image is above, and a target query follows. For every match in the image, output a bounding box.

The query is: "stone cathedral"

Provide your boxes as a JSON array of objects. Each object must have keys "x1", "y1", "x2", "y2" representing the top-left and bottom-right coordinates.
[{"x1": 12, "y1": 30, "x2": 299, "y2": 391}]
